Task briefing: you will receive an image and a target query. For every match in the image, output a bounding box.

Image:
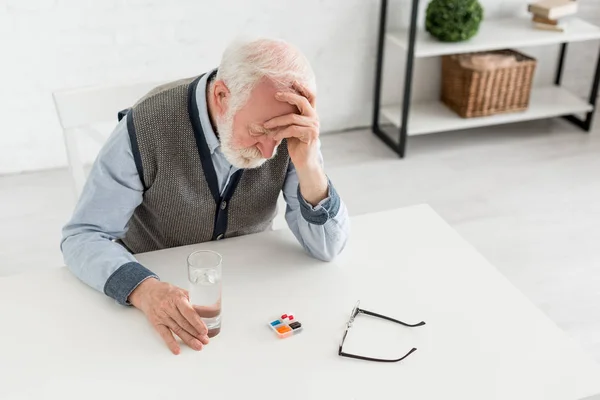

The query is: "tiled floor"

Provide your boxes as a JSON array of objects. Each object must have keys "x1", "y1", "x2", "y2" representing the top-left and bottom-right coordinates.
[{"x1": 1, "y1": 116, "x2": 599, "y2": 362}]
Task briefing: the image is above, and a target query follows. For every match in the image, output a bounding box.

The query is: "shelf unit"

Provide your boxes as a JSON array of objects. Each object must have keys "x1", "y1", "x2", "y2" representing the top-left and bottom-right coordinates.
[{"x1": 372, "y1": 0, "x2": 600, "y2": 157}]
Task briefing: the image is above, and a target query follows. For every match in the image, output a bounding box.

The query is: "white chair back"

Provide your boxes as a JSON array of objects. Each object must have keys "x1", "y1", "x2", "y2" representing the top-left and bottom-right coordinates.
[{"x1": 52, "y1": 81, "x2": 164, "y2": 197}]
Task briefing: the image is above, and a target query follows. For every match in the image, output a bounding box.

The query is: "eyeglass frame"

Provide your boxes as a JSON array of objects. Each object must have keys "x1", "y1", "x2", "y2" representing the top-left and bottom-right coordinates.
[{"x1": 338, "y1": 300, "x2": 426, "y2": 363}]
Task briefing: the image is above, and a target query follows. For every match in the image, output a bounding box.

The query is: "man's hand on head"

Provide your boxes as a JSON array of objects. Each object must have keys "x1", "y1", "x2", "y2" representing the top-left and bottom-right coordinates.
[
  {"x1": 265, "y1": 81, "x2": 320, "y2": 170},
  {"x1": 128, "y1": 278, "x2": 210, "y2": 355},
  {"x1": 265, "y1": 82, "x2": 328, "y2": 206}
]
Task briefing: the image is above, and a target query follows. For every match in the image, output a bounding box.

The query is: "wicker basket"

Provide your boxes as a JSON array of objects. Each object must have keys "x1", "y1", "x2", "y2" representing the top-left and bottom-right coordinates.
[{"x1": 441, "y1": 49, "x2": 537, "y2": 118}]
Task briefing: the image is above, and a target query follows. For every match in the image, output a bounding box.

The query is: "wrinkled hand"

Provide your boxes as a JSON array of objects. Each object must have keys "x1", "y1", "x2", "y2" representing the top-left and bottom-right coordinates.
[
  {"x1": 265, "y1": 81, "x2": 320, "y2": 170},
  {"x1": 128, "y1": 278, "x2": 210, "y2": 355}
]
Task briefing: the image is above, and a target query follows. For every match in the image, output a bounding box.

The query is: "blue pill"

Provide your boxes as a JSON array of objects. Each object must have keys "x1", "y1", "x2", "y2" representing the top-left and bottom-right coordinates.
[{"x1": 270, "y1": 320, "x2": 281, "y2": 326}]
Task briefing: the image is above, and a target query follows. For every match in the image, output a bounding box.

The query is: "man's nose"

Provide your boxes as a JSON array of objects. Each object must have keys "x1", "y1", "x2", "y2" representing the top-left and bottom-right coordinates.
[{"x1": 257, "y1": 137, "x2": 279, "y2": 159}]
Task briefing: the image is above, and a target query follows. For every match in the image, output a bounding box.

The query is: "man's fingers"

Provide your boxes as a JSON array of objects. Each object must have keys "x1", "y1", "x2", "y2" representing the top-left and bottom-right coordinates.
[
  {"x1": 170, "y1": 306, "x2": 200, "y2": 339},
  {"x1": 264, "y1": 113, "x2": 315, "y2": 130},
  {"x1": 273, "y1": 125, "x2": 316, "y2": 143},
  {"x1": 292, "y1": 81, "x2": 316, "y2": 108},
  {"x1": 165, "y1": 317, "x2": 204, "y2": 351},
  {"x1": 275, "y1": 92, "x2": 314, "y2": 117},
  {"x1": 155, "y1": 324, "x2": 180, "y2": 355},
  {"x1": 175, "y1": 300, "x2": 210, "y2": 344}
]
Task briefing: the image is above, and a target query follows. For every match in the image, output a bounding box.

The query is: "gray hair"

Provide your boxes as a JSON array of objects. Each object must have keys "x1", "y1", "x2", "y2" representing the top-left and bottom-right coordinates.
[{"x1": 216, "y1": 38, "x2": 316, "y2": 113}]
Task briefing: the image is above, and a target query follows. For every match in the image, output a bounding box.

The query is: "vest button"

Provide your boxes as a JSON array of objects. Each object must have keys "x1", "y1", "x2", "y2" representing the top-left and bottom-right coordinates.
[
  {"x1": 216, "y1": 233, "x2": 224, "y2": 240},
  {"x1": 220, "y1": 201, "x2": 227, "y2": 210}
]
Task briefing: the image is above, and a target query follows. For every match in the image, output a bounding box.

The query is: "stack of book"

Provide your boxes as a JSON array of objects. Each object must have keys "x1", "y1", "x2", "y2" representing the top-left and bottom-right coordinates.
[{"x1": 528, "y1": 0, "x2": 578, "y2": 32}]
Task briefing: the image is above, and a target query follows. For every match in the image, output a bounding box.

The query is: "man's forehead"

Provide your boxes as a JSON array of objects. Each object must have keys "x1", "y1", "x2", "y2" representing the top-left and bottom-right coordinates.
[
  {"x1": 251, "y1": 77, "x2": 296, "y2": 98},
  {"x1": 249, "y1": 79, "x2": 298, "y2": 120}
]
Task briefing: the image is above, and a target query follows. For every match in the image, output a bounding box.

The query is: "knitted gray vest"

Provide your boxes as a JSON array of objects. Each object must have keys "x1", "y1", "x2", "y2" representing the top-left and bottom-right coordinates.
[{"x1": 120, "y1": 75, "x2": 290, "y2": 254}]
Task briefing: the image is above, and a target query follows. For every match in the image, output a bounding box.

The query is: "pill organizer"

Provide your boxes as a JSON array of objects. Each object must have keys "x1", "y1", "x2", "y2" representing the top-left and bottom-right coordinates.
[{"x1": 268, "y1": 314, "x2": 303, "y2": 339}]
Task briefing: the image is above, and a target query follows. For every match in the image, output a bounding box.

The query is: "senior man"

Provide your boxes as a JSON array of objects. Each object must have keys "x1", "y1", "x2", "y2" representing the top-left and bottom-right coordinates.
[{"x1": 61, "y1": 38, "x2": 349, "y2": 354}]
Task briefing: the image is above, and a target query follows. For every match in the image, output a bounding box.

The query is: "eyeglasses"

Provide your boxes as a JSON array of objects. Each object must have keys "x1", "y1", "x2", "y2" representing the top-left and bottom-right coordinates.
[{"x1": 338, "y1": 301, "x2": 426, "y2": 363}]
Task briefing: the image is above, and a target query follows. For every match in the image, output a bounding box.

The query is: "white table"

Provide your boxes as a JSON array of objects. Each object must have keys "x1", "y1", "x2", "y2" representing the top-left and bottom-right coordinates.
[{"x1": 1, "y1": 205, "x2": 599, "y2": 400}]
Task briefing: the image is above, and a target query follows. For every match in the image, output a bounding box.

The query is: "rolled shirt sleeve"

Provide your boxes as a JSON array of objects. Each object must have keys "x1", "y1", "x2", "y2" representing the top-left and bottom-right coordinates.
[
  {"x1": 60, "y1": 117, "x2": 158, "y2": 305},
  {"x1": 282, "y1": 153, "x2": 350, "y2": 261}
]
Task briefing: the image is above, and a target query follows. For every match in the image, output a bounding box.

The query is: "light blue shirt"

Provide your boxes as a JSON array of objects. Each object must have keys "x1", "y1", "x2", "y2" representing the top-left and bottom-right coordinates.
[{"x1": 61, "y1": 71, "x2": 349, "y2": 304}]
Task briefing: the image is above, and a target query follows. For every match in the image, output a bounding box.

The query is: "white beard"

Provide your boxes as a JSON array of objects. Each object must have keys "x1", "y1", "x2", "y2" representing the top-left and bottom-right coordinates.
[{"x1": 216, "y1": 109, "x2": 277, "y2": 169}]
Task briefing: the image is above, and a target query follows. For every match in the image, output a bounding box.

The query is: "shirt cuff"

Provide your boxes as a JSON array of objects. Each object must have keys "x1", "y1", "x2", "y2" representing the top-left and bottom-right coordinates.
[
  {"x1": 104, "y1": 262, "x2": 159, "y2": 306},
  {"x1": 297, "y1": 178, "x2": 341, "y2": 226}
]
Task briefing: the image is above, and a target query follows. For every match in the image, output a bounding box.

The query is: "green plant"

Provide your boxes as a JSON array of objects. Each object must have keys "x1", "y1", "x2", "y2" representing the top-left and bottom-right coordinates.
[{"x1": 425, "y1": 0, "x2": 484, "y2": 42}]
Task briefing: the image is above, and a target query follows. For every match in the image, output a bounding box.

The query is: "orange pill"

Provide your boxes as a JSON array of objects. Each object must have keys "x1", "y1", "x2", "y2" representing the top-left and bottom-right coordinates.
[{"x1": 276, "y1": 325, "x2": 292, "y2": 334}]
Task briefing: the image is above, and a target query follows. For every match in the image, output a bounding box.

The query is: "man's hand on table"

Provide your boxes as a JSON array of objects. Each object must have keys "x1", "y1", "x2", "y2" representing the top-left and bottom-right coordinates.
[{"x1": 128, "y1": 278, "x2": 210, "y2": 355}]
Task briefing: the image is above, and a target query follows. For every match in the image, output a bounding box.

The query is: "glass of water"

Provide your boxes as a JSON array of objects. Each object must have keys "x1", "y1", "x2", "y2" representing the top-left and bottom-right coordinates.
[{"x1": 187, "y1": 250, "x2": 222, "y2": 338}]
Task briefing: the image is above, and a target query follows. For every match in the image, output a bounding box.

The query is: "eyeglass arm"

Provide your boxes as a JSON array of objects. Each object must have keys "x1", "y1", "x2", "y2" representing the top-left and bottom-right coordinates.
[
  {"x1": 359, "y1": 308, "x2": 426, "y2": 328},
  {"x1": 339, "y1": 347, "x2": 418, "y2": 363}
]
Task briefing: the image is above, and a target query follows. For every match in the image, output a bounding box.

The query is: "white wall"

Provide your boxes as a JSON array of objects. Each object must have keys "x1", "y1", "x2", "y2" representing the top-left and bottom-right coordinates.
[{"x1": 1, "y1": 0, "x2": 599, "y2": 174}]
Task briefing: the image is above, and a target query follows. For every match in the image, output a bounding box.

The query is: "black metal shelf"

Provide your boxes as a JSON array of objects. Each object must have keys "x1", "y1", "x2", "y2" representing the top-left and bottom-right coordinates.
[{"x1": 371, "y1": 0, "x2": 600, "y2": 158}]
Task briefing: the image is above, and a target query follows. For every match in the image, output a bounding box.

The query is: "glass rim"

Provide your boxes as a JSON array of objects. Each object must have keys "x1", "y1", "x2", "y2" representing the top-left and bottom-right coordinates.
[{"x1": 187, "y1": 250, "x2": 222, "y2": 268}]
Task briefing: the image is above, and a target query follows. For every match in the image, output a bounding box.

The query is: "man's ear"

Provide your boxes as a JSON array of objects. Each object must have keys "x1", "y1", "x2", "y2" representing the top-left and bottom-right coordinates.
[{"x1": 212, "y1": 80, "x2": 230, "y2": 116}]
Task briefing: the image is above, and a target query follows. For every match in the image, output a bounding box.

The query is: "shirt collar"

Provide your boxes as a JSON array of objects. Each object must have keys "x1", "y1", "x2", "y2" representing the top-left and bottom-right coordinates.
[{"x1": 195, "y1": 68, "x2": 220, "y2": 155}]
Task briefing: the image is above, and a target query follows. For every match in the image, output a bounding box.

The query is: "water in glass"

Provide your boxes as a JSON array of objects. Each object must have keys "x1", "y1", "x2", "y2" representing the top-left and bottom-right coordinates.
[{"x1": 188, "y1": 251, "x2": 222, "y2": 337}]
